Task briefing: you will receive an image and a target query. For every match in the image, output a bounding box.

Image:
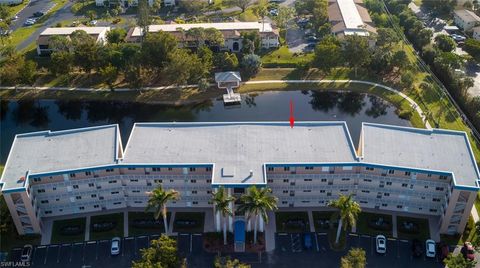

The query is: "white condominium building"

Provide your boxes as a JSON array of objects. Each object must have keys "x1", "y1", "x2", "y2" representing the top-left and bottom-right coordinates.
[{"x1": 1, "y1": 122, "x2": 479, "y2": 237}]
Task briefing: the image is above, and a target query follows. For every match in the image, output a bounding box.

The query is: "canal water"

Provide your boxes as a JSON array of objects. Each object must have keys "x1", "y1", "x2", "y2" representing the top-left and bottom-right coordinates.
[{"x1": 0, "y1": 90, "x2": 410, "y2": 163}]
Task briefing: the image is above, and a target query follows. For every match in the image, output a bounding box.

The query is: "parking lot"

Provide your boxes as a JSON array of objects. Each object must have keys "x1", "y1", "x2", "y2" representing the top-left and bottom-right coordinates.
[
  {"x1": 269, "y1": 233, "x2": 444, "y2": 268},
  {"x1": 9, "y1": 234, "x2": 161, "y2": 268}
]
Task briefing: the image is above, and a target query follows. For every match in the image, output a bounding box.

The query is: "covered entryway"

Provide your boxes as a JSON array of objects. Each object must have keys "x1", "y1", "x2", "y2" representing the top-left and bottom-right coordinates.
[{"x1": 234, "y1": 219, "x2": 246, "y2": 252}]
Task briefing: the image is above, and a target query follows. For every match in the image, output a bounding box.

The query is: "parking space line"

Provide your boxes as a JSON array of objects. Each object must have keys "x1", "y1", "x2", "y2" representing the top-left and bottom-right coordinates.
[
  {"x1": 400, "y1": 240, "x2": 408, "y2": 243},
  {"x1": 388, "y1": 238, "x2": 396, "y2": 241},
  {"x1": 57, "y1": 244, "x2": 62, "y2": 263},
  {"x1": 317, "y1": 232, "x2": 327, "y2": 236},
  {"x1": 278, "y1": 233, "x2": 288, "y2": 236},
  {"x1": 349, "y1": 233, "x2": 358, "y2": 237},
  {"x1": 96, "y1": 242, "x2": 99, "y2": 260},
  {"x1": 138, "y1": 236, "x2": 147, "y2": 238},
  {"x1": 315, "y1": 233, "x2": 319, "y2": 252},
  {"x1": 180, "y1": 233, "x2": 189, "y2": 236},
  {"x1": 31, "y1": 247, "x2": 37, "y2": 266},
  {"x1": 87, "y1": 241, "x2": 97, "y2": 244},
  {"x1": 37, "y1": 246, "x2": 47, "y2": 249},
  {"x1": 370, "y1": 237, "x2": 374, "y2": 256},
  {"x1": 190, "y1": 234, "x2": 193, "y2": 253},
  {"x1": 125, "y1": 237, "x2": 134, "y2": 240},
  {"x1": 361, "y1": 235, "x2": 370, "y2": 238},
  {"x1": 49, "y1": 245, "x2": 59, "y2": 247},
  {"x1": 193, "y1": 233, "x2": 202, "y2": 236},
  {"x1": 74, "y1": 242, "x2": 84, "y2": 245},
  {"x1": 62, "y1": 243, "x2": 71, "y2": 246},
  {"x1": 44, "y1": 246, "x2": 49, "y2": 265}
]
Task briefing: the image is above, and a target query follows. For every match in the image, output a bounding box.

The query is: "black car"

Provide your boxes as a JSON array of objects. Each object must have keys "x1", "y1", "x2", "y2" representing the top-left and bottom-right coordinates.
[
  {"x1": 411, "y1": 239, "x2": 423, "y2": 257},
  {"x1": 33, "y1": 11, "x2": 44, "y2": 17}
]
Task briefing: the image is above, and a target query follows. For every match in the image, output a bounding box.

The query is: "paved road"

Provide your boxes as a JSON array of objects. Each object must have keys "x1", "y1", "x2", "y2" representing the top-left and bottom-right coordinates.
[
  {"x1": 9, "y1": 0, "x2": 54, "y2": 31},
  {"x1": 16, "y1": 0, "x2": 79, "y2": 51}
]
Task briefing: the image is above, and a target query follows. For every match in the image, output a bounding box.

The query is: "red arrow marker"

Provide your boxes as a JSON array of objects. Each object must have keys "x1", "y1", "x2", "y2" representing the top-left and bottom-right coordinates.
[{"x1": 289, "y1": 99, "x2": 295, "y2": 128}]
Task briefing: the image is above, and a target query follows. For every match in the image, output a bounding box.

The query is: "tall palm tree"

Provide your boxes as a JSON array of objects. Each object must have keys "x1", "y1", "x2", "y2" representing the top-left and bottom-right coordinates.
[
  {"x1": 146, "y1": 185, "x2": 180, "y2": 235},
  {"x1": 211, "y1": 187, "x2": 235, "y2": 245},
  {"x1": 237, "y1": 186, "x2": 278, "y2": 244},
  {"x1": 328, "y1": 194, "x2": 362, "y2": 244}
]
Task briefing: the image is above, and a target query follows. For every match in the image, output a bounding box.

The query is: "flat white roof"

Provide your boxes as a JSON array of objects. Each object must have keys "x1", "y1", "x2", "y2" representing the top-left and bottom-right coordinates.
[
  {"x1": 1, "y1": 125, "x2": 120, "y2": 191},
  {"x1": 361, "y1": 123, "x2": 480, "y2": 188},
  {"x1": 337, "y1": 0, "x2": 365, "y2": 30},
  {"x1": 122, "y1": 122, "x2": 358, "y2": 185},
  {"x1": 130, "y1": 22, "x2": 274, "y2": 37},
  {"x1": 40, "y1": 27, "x2": 110, "y2": 36}
]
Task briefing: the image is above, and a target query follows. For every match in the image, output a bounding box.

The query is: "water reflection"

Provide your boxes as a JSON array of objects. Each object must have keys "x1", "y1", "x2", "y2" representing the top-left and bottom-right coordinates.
[{"x1": 1, "y1": 90, "x2": 410, "y2": 163}]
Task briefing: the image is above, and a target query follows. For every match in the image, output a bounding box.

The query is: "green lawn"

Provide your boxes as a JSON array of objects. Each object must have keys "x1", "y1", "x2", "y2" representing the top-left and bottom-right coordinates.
[
  {"x1": 6, "y1": 1, "x2": 29, "y2": 17},
  {"x1": 397, "y1": 216, "x2": 430, "y2": 241},
  {"x1": 90, "y1": 213, "x2": 124, "y2": 240},
  {"x1": 261, "y1": 46, "x2": 314, "y2": 68},
  {"x1": 356, "y1": 212, "x2": 393, "y2": 237},
  {"x1": 51, "y1": 217, "x2": 86, "y2": 244},
  {"x1": 312, "y1": 211, "x2": 335, "y2": 232},
  {"x1": 275, "y1": 212, "x2": 310, "y2": 233},
  {"x1": 172, "y1": 212, "x2": 205, "y2": 233},
  {"x1": 128, "y1": 211, "x2": 171, "y2": 237}
]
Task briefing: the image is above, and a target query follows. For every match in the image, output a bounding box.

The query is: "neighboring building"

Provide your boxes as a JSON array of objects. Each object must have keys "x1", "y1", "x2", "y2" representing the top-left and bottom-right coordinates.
[
  {"x1": 36, "y1": 27, "x2": 110, "y2": 56},
  {"x1": 95, "y1": 0, "x2": 153, "y2": 7},
  {"x1": 327, "y1": 0, "x2": 377, "y2": 39},
  {"x1": 125, "y1": 22, "x2": 280, "y2": 52},
  {"x1": 473, "y1": 26, "x2": 480, "y2": 40},
  {"x1": 454, "y1": 9, "x2": 480, "y2": 31},
  {"x1": 1, "y1": 122, "x2": 479, "y2": 238}
]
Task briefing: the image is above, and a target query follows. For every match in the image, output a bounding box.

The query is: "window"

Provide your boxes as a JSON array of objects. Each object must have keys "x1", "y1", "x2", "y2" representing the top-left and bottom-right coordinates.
[
  {"x1": 386, "y1": 182, "x2": 392, "y2": 186},
  {"x1": 79, "y1": 207, "x2": 85, "y2": 210},
  {"x1": 69, "y1": 173, "x2": 76, "y2": 178},
  {"x1": 206, "y1": 167, "x2": 212, "y2": 172},
  {"x1": 154, "y1": 179, "x2": 162, "y2": 183},
  {"x1": 320, "y1": 190, "x2": 325, "y2": 193},
  {"x1": 40, "y1": 200, "x2": 48, "y2": 204},
  {"x1": 268, "y1": 167, "x2": 274, "y2": 171},
  {"x1": 94, "y1": 205, "x2": 99, "y2": 208},
  {"x1": 439, "y1": 175, "x2": 447, "y2": 180},
  {"x1": 193, "y1": 201, "x2": 198, "y2": 205},
  {"x1": 427, "y1": 174, "x2": 432, "y2": 177},
  {"x1": 282, "y1": 201, "x2": 288, "y2": 204},
  {"x1": 33, "y1": 178, "x2": 41, "y2": 182},
  {"x1": 132, "y1": 190, "x2": 140, "y2": 193},
  {"x1": 88, "y1": 183, "x2": 94, "y2": 187},
  {"x1": 432, "y1": 198, "x2": 441, "y2": 202},
  {"x1": 361, "y1": 190, "x2": 370, "y2": 193},
  {"x1": 52, "y1": 186, "x2": 57, "y2": 191},
  {"x1": 429, "y1": 209, "x2": 437, "y2": 212},
  {"x1": 55, "y1": 198, "x2": 60, "y2": 202},
  {"x1": 284, "y1": 167, "x2": 290, "y2": 171},
  {"x1": 283, "y1": 179, "x2": 289, "y2": 183},
  {"x1": 283, "y1": 190, "x2": 288, "y2": 193},
  {"x1": 384, "y1": 193, "x2": 390, "y2": 196},
  {"x1": 340, "y1": 189, "x2": 348, "y2": 192},
  {"x1": 436, "y1": 187, "x2": 444, "y2": 191},
  {"x1": 191, "y1": 180, "x2": 197, "y2": 183},
  {"x1": 382, "y1": 203, "x2": 388, "y2": 207},
  {"x1": 327, "y1": 192, "x2": 332, "y2": 196},
  {"x1": 303, "y1": 190, "x2": 311, "y2": 193},
  {"x1": 267, "y1": 179, "x2": 273, "y2": 183},
  {"x1": 113, "y1": 202, "x2": 121, "y2": 205},
  {"x1": 401, "y1": 183, "x2": 408, "y2": 187},
  {"x1": 75, "y1": 196, "x2": 81, "y2": 200},
  {"x1": 207, "y1": 179, "x2": 212, "y2": 183},
  {"x1": 192, "y1": 190, "x2": 197, "y2": 194},
  {"x1": 301, "y1": 200, "x2": 310, "y2": 203},
  {"x1": 189, "y1": 167, "x2": 196, "y2": 172},
  {"x1": 128, "y1": 167, "x2": 136, "y2": 170},
  {"x1": 388, "y1": 169, "x2": 395, "y2": 174},
  {"x1": 108, "y1": 180, "x2": 117, "y2": 184},
  {"x1": 424, "y1": 185, "x2": 428, "y2": 189},
  {"x1": 111, "y1": 191, "x2": 119, "y2": 195},
  {"x1": 37, "y1": 189, "x2": 45, "y2": 193},
  {"x1": 305, "y1": 166, "x2": 314, "y2": 170},
  {"x1": 131, "y1": 179, "x2": 139, "y2": 182},
  {"x1": 169, "y1": 180, "x2": 173, "y2": 183},
  {"x1": 304, "y1": 179, "x2": 312, "y2": 182},
  {"x1": 405, "y1": 171, "x2": 411, "y2": 176},
  {"x1": 397, "y1": 205, "x2": 403, "y2": 209},
  {"x1": 360, "y1": 201, "x2": 368, "y2": 204},
  {"x1": 168, "y1": 167, "x2": 173, "y2": 171},
  {"x1": 207, "y1": 190, "x2": 211, "y2": 194},
  {"x1": 341, "y1": 178, "x2": 350, "y2": 181},
  {"x1": 321, "y1": 179, "x2": 327, "y2": 182},
  {"x1": 91, "y1": 194, "x2": 97, "y2": 198},
  {"x1": 363, "y1": 179, "x2": 372, "y2": 182},
  {"x1": 106, "y1": 168, "x2": 114, "y2": 172},
  {"x1": 73, "y1": 185, "x2": 79, "y2": 189},
  {"x1": 85, "y1": 171, "x2": 92, "y2": 176},
  {"x1": 366, "y1": 167, "x2": 374, "y2": 171},
  {"x1": 45, "y1": 211, "x2": 52, "y2": 215},
  {"x1": 153, "y1": 167, "x2": 161, "y2": 172}
]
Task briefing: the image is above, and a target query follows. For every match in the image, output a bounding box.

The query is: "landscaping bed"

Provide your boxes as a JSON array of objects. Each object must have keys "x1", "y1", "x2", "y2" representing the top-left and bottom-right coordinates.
[
  {"x1": 356, "y1": 212, "x2": 393, "y2": 237},
  {"x1": 90, "y1": 213, "x2": 123, "y2": 240},
  {"x1": 203, "y1": 232, "x2": 234, "y2": 252},
  {"x1": 275, "y1": 212, "x2": 310, "y2": 233},
  {"x1": 129, "y1": 211, "x2": 171, "y2": 236},
  {"x1": 397, "y1": 216, "x2": 430, "y2": 241},
  {"x1": 172, "y1": 212, "x2": 204, "y2": 233},
  {"x1": 51, "y1": 217, "x2": 86, "y2": 244}
]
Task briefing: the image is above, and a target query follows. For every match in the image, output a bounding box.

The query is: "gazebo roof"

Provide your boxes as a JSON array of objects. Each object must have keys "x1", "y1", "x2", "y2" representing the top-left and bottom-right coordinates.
[{"x1": 215, "y1": 72, "x2": 242, "y2": 83}]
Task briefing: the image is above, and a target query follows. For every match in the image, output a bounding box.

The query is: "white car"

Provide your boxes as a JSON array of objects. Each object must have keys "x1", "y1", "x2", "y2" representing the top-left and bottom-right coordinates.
[
  {"x1": 451, "y1": 34, "x2": 466, "y2": 42},
  {"x1": 110, "y1": 237, "x2": 121, "y2": 256},
  {"x1": 89, "y1": 20, "x2": 98, "y2": 26},
  {"x1": 20, "y1": 244, "x2": 33, "y2": 262},
  {"x1": 376, "y1": 235, "x2": 386, "y2": 254},
  {"x1": 426, "y1": 239, "x2": 436, "y2": 258}
]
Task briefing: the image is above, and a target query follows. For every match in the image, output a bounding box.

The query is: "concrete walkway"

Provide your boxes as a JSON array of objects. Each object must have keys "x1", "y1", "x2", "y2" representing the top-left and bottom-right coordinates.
[
  {"x1": 244, "y1": 79, "x2": 432, "y2": 129},
  {"x1": 85, "y1": 215, "x2": 91, "y2": 241},
  {"x1": 472, "y1": 205, "x2": 480, "y2": 223}
]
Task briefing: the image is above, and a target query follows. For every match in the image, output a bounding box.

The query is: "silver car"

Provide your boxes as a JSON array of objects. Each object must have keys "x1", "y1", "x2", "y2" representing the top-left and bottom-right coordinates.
[
  {"x1": 111, "y1": 237, "x2": 121, "y2": 256},
  {"x1": 376, "y1": 235, "x2": 386, "y2": 254}
]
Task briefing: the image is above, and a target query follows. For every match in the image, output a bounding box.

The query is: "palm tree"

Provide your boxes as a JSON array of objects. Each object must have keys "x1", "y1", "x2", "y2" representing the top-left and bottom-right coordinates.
[
  {"x1": 237, "y1": 186, "x2": 278, "y2": 244},
  {"x1": 211, "y1": 187, "x2": 235, "y2": 245},
  {"x1": 328, "y1": 194, "x2": 362, "y2": 244},
  {"x1": 146, "y1": 185, "x2": 180, "y2": 235}
]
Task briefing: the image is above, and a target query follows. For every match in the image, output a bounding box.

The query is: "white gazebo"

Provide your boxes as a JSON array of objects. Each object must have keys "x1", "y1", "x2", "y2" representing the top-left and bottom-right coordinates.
[{"x1": 215, "y1": 71, "x2": 242, "y2": 104}]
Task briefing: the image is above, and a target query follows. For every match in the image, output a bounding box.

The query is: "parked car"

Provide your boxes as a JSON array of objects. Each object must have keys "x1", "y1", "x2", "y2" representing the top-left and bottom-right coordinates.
[
  {"x1": 462, "y1": 242, "x2": 475, "y2": 261},
  {"x1": 303, "y1": 233, "x2": 312, "y2": 249},
  {"x1": 425, "y1": 239, "x2": 436, "y2": 258},
  {"x1": 11, "y1": 15, "x2": 18, "y2": 21},
  {"x1": 439, "y1": 242, "x2": 449, "y2": 261},
  {"x1": 24, "y1": 19, "x2": 36, "y2": 26},
  {"x1": 269, "y1": 9, "x2": 278, "y2": 16},
  {"x1": 376, "y1": 235, "x2": 386, "y2": 254},
  {"x1": 20, "y1": 244, "x2": 33, "y2": 262},
  {"x1": 111, "y1": 237, "x2": 121, "y2": 256},
  {"x1": 89, "y1": 20, "x2": 98, "y2": 26},
  {"x1": 411, "y1": 239, "x2": 423, "y2": 257},
  {"x1": 451, "y1": 34, "x2": 466, "y2": 42},
  {"x1": 33, "y1": 11, "x2": 44, "y2": 17},
  {"x1": 307, "y1": 36, "x2": 318, "y2": 42}
]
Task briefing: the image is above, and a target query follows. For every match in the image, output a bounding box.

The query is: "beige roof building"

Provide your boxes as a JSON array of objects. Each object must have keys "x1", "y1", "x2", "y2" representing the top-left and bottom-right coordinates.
[
  {"x1": 454, "y1": 9, "x2": 480, "y2": 31},
  {"x1": 36, "y1": 27, "x2": 110, "y2": 56},
  {"x1": 328, "y1": 0, "x2": 376, "y2": 38}
]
